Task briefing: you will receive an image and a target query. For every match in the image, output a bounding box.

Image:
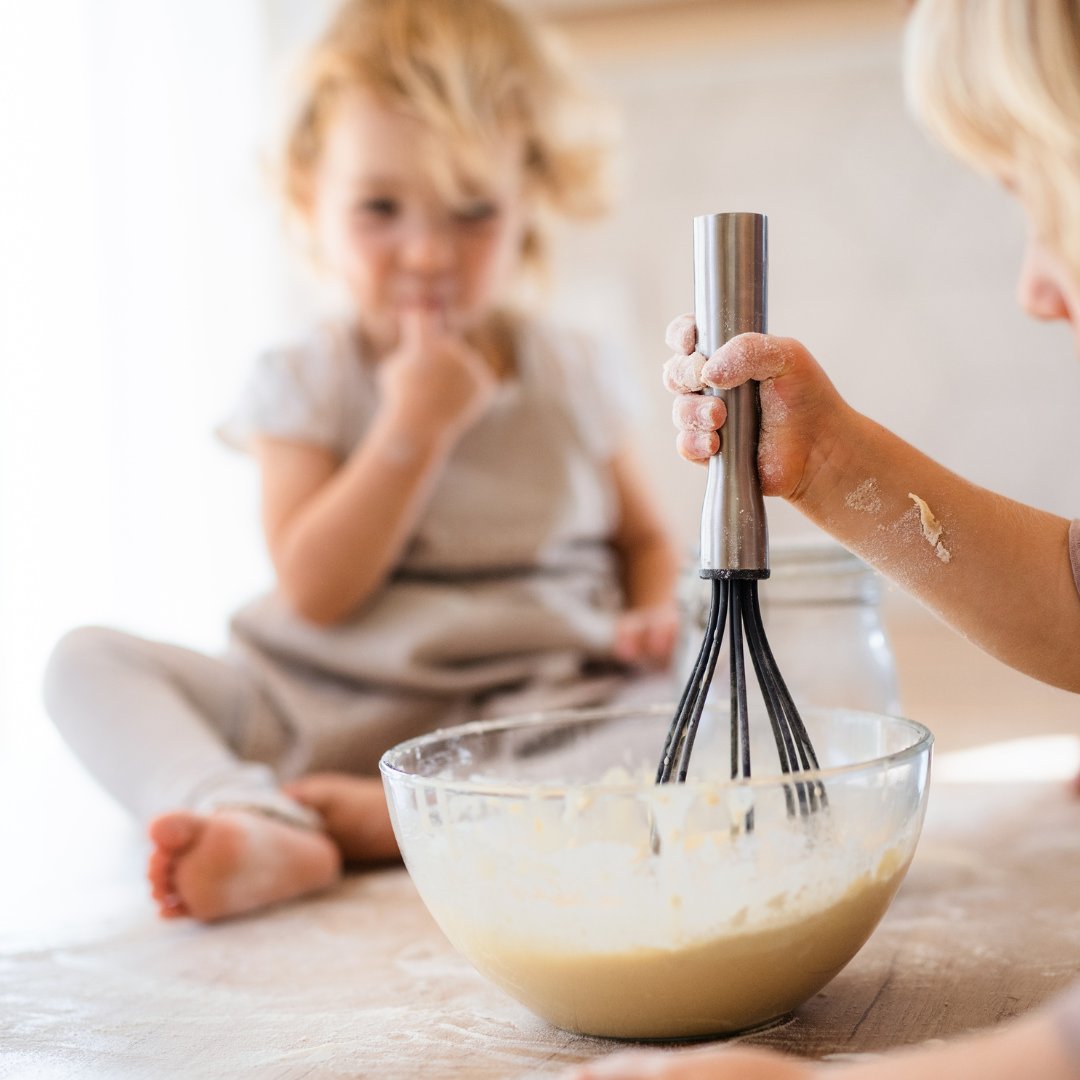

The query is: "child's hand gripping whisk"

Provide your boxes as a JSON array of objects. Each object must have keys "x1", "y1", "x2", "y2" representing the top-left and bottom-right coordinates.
[{"x1": 657, "y1": 213, "x2": 825, "y2": 822}]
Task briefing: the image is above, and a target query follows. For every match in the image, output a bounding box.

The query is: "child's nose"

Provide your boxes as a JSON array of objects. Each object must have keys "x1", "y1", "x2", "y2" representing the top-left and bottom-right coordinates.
[
  {"x1": 400, "y1": 219, "x2": 455, "y2": 273},
  {"x1": 1017, "y1": 243, "x2": 1070, "y2": 322}
]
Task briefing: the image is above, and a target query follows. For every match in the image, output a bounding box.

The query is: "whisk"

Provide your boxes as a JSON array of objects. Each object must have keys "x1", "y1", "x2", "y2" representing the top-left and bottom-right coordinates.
[{"x1": 656, "y1": 212, "x2": 825, "y2": 819}]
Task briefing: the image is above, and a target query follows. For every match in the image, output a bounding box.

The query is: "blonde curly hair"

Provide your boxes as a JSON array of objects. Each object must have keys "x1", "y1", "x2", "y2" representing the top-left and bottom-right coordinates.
[
  {"x1": 278, "y1": 0, "x2": 613, "y2": 278},
  {"x1": 904, "y1": 0, "x2": 1080, "y2": 282}
]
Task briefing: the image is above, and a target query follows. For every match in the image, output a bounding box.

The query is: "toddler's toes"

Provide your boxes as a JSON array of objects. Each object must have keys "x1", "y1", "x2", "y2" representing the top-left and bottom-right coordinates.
[
  {"x1": 159, "y1": 895, "x2": 188, "y2": 918},
  {"x1": 147, "y1": 811, "x2": 203, "y2": 918},
  {"x1": 148, "y1": 810, "x2": 203, "y2": 854},
  {"x1": 147, "y1": 848, "x2": 171, "y2": 893}
]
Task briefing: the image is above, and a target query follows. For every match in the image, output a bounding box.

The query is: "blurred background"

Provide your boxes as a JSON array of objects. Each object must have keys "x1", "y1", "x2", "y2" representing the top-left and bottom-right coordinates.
[{"x1": 3, "y1": 0, "x2": 1080, "y2": 764}]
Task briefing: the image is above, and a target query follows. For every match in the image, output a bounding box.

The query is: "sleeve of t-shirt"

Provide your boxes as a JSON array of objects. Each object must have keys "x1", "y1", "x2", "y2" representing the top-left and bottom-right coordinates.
[
  {"x1": 215, "y1": 332, "x2": 349, "y2": 458},
  {"x1": 563, "y1": 331, "x2": 646, "y2": 463}
]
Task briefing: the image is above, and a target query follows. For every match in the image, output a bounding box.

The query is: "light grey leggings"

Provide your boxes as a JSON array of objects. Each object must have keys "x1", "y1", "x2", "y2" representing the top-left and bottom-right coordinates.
[
  {"x1": 44, "y1": 626, "x2": 662, "y2": 832},
  {"x1": 43, "y1": 626, "x2": 318, "y2": 828}
]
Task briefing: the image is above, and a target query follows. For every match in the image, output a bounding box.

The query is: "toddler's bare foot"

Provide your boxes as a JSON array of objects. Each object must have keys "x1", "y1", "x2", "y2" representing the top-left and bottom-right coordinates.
[
  {"x1": 146, "y1": 809, "x2": 342, "y2": 922},
  {"x1": 284, "y1": 773, "x2": 399, "y2": 864}
]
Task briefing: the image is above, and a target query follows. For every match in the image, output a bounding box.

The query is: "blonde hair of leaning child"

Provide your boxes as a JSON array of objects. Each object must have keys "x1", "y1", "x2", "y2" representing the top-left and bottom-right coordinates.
[{"x1": 907, "y1": 0, "x2": 1080, "y2": 285}]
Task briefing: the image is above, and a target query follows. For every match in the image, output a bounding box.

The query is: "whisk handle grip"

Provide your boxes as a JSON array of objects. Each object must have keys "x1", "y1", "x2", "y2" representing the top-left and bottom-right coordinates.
[{"x1": 694, "y1": 211, "x2": 769, "y2": 577}]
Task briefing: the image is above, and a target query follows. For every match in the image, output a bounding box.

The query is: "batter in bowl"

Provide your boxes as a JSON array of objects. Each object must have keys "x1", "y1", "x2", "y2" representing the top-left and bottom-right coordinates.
[{"x1": 432, "y1": 844, "x2": 908, "y2": 1039}]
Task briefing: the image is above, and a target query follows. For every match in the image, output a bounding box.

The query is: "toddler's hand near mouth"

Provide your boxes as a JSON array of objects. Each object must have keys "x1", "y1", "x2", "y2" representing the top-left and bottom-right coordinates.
[{"x1": 378, "y1": 307, "x2": 498, "y2": 443}]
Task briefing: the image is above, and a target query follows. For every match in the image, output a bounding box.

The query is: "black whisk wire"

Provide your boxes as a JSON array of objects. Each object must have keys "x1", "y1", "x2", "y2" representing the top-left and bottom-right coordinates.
[
  {"x1": 741, "y1": 581, "x2": 827, "y2": 814},
  {"x1": 657, "y1": 578, "x2": 727, "y2": 784},
  {"x1": 657, "y1": 575, "x2": 827, "y2": 821},
  {"x1": 729, "y1": 583, "x2": 750, "y2": 784}
]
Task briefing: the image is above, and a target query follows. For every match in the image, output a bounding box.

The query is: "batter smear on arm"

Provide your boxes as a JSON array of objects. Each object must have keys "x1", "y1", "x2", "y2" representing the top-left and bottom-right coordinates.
[{"x1": 908, "y1": 492, "x2": 951, "y2": 563}]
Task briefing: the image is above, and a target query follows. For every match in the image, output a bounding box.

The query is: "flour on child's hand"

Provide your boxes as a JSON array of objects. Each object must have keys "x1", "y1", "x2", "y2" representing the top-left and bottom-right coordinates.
[
  {"x1": 663, "y1": 352, "x2": 706, "y2": 394},
  {"x1": 664, "y1": 313, "x2": 697, "y2": 356},
  {"x1": 908, "y1": 492, "x2": 951, "y2": 562},
  {"x1": 845, "y1": 479, "x2": 883, "y2": 514}
]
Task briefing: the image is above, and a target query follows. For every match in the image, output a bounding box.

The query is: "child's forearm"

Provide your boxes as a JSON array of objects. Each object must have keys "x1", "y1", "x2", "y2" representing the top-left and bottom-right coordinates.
[
  {"x1": 620, "y1": 533, "x2": 679, "y2": 611},
  {"x1": 608, "y1": 448, "x2": 680, "y2": 612},
  {"x1": 793, "y1": 406, "x2": 1080, "y2": 691},
  {"x1": 605, "y1": 448, "x2": 680, "y2": 667},
  {"x1": 272, "y1": 413, "x2": 456, "y2": 625}
]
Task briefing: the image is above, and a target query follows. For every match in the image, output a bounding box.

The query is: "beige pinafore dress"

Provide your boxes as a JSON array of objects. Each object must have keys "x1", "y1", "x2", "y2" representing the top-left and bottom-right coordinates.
[{"x1": 218, "y1": 317, "x2": 633, "y2": 778}]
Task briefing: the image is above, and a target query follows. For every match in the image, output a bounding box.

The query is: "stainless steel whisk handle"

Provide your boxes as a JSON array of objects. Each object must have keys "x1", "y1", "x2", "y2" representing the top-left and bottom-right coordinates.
[{"x1": 694, "y1": 211, "x2": 769, "y2": 578}]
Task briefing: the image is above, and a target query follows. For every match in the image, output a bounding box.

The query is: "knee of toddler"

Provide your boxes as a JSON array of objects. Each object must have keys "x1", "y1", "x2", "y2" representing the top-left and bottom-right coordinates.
[{"x1": 42, "y1": 625, "x2": 130, "y2": 724}]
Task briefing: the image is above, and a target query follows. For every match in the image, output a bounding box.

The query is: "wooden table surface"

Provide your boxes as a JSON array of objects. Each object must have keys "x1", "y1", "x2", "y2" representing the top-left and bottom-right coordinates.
[{"x1": 3, "y1": 601, "x2": 1079, "y2": 1079}]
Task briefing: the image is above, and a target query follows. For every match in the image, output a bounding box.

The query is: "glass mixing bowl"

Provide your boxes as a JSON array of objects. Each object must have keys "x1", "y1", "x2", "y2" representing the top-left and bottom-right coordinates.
[{"x1": 380, "y1": 705, "x2": 933, "y2": 1040}]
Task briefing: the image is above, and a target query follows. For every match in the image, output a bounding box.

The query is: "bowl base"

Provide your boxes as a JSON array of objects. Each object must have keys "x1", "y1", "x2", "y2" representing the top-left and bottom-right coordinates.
[{"x1": 616, "y1": 1009, "x2": 797, "y2": 1045}]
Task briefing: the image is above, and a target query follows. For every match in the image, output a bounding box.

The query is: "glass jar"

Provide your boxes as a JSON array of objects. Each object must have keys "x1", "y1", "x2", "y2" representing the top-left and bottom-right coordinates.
[{"x1": 676, "y1": 538, "x2": 900, "y2": 717}]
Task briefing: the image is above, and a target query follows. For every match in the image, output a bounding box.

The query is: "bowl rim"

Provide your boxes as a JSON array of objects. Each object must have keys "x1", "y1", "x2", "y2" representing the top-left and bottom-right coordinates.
[{"x1": 378, "y1": 704, "x2": 934, "y2": 797}]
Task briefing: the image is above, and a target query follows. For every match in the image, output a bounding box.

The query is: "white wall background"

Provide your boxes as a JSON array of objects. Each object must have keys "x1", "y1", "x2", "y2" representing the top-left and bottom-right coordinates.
[{"x1": 3, "y1": 0, "x2": 1079, "y2": 757}]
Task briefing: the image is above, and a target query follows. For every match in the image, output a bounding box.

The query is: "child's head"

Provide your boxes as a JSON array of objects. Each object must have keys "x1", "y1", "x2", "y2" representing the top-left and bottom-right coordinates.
[
  {"x1": 904, "y1": 0, "x2": 1080, "y2": 344},
  {"x1": 279, "y1": 0, "x2": 611, "y2": 344}
]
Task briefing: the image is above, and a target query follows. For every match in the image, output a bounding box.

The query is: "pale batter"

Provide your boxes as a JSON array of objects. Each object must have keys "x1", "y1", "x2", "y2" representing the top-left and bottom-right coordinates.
[{"x1": 426, "y1": 842, "x2": 908, "y2": 1039}]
